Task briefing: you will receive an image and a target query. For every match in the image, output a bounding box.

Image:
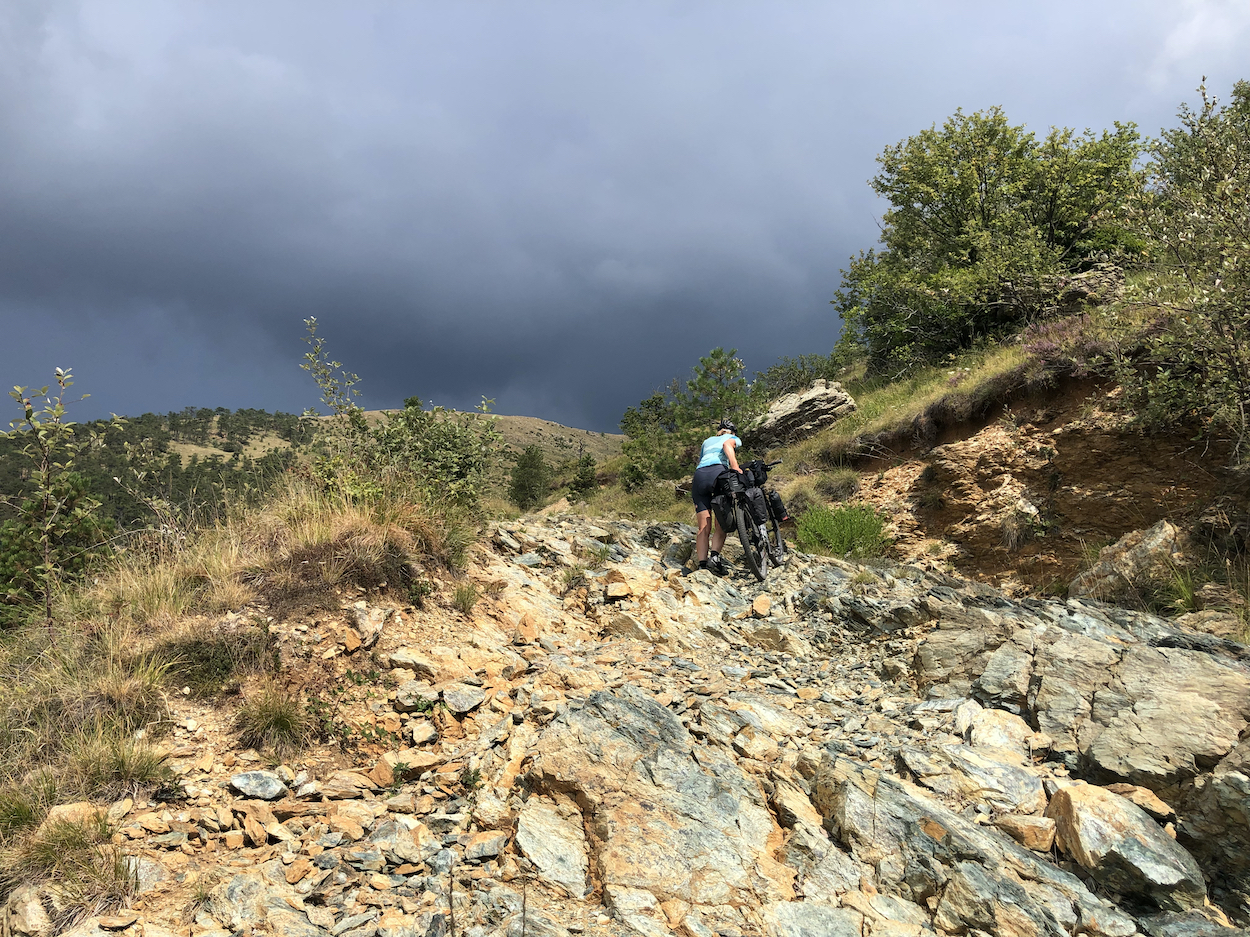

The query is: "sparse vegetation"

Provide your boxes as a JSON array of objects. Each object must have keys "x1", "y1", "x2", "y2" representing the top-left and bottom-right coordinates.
[
  {"x1": 815, "y1": 468, "x2": 861, "y2": 502},
  {"x1": 452, "y1": 582, "x2": 480, "y2": 616}
]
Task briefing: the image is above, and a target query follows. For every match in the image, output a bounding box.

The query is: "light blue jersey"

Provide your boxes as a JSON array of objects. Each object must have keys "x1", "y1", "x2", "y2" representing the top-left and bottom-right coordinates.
[{"x1": 696, "y1": 433, "x2": 742, "y2": 469}]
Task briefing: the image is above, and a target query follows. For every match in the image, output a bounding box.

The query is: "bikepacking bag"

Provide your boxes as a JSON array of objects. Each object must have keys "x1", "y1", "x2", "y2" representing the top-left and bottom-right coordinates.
[
  {"x1": 715, "y1": 469, "x2": 745, "y2": 495},
  {"x1": 744, "y1": 486, "x2": 769, "y2": 526},
  {"x1": 710, "y1": 494, "x2": 734, "y2": 533},
  {"x1": 767, "y1": 489, "x2": 790, "y2": 522}
]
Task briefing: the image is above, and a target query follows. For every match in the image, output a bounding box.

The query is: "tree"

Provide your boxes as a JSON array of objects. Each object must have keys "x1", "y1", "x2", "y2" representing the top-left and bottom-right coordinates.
[
  {"x1": 834, "y1": 108, "x2": 1141, "y2": 374},
  {"x1": 619, "y1": 348, "x2": 759, "y2": 488},
  {"x1": 509, "y1": 445, "x2": 552, "y2": 510},
  {"x1": 568, "y1": 453, "x2": 598, "y2": 496},
  {"x1": 2, "y1": 369, "x2": 117, "y2": 630},
  {"x1": 1126, "y1": 80, "x2": 1250, "y2": 461}
]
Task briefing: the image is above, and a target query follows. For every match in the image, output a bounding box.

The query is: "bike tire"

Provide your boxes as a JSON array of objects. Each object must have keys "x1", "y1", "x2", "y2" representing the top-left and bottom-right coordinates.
[
  {"x1": 767, "y1": 504, "x2": 787, "y2": 566},
  {"x1": 736, "y1": 498, "x2": 768, "y2": 581}
]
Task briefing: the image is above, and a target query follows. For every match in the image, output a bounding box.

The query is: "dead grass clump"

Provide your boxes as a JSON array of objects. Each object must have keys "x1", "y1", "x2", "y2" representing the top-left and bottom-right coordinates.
[
  {"x1": 78, "y1": 477, "x2": 473, "y2": 625},
  {"x1": 234, "y1": 682, "x2": 312, "y2": 755},
  {"x1": 815, "y1": 468, "x2": 861, "y2": 502},
  {"x1": 60, "y1": 730, "x2": 174, "y2": 801}
]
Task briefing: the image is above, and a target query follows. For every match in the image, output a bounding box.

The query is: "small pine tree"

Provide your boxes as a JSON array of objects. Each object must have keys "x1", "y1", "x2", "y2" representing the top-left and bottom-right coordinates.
[
  {"x1": 509, "y1": 446, "x2": 552, "y2": 510},
  {"x1": 569, "y1": 453, "x2": 598, "y2": 496}
]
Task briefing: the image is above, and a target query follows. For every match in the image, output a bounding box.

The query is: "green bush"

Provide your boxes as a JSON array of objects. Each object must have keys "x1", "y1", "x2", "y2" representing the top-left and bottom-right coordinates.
[
  {"x1": 795, "y1": 504, "x2": 887, "y2": 558},
  {"x1": 834, "y1": 108, "x2": 1141, "y2": 374},
  {"x1": 300, "y1": 318, "x2": 504, "y2": 507},
  {"x1": 1126, "y1": 80, "x2": 1250, "y2": 461},
  {"x1": 509, "y1": 445, "x2": 552, "y2": 510}
]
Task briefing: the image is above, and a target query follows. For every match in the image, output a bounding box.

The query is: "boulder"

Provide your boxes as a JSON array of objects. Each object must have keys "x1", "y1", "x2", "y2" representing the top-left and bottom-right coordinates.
[
  {"x1": 749, "y1": 380, "x2": 858, "y2": 448},
  {"x1": 1047, "y1": 783, "x2": 1206, "y2": 911},
  {"x1": 515, "y1": 798, "x2": 590, "y2": 898},
  {"x1": 1068, "y1": 520, "x2": 1188, "y2": 602}
]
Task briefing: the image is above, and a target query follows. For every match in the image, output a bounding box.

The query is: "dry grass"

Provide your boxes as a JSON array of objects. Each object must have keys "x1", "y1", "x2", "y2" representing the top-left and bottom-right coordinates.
[
  {"x1": 74, "y1": 476, "x2": 469, "y2": 625},
  {"x1": 0, "y1": 813, "x2": 136, "y2": 929},
  {"x1": 780, "y1": 344, "x2": 1027, "y2": 470},
  {"x1": 234, "y1": 681, "x2": 313, "y2": 755},
  {"x1": 580, "y1": 478, "x2": 692, "y2": 524}
]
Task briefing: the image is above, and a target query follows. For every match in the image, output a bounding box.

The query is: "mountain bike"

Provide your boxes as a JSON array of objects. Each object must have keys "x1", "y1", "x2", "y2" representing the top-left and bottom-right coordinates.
[{"x1": 724, "y1": 459, "x2": 786, "y2": 581}]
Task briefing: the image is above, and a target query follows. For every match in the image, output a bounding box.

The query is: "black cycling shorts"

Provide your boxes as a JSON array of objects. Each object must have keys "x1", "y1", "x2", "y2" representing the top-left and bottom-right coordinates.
[{"x1": 691, "y1": 464, "x2": 725, "y2": 513}]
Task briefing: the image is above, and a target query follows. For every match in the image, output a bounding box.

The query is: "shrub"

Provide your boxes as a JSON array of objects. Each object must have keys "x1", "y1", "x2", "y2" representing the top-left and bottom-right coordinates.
[
  {"x1": 1127, "y1": 80, "x2": 1250, "y2": 460},
  {"x1": 509, "y1": 446, "x2": 552, "y2": 510},
  {"x1": 834, "y1": 108, "x2": 1141, "y2": 374},
  {"x1": 795, "y1": 504, "x2": 887, "y2": 558},
  {"x1": 234, "y1": 683, "x2": 312, "y2": 754}
]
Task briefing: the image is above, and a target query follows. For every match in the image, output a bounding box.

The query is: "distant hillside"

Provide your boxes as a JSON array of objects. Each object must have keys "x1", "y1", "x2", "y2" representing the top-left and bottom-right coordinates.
[{"x1": 359, "y1": 410, "x2": 623, "y2": 465}]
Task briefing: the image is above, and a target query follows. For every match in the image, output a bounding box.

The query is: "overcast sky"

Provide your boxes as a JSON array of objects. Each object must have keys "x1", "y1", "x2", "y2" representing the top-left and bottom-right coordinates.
[{"x1": 1, "y1": 1, "x2": 1247, "y2": 431}]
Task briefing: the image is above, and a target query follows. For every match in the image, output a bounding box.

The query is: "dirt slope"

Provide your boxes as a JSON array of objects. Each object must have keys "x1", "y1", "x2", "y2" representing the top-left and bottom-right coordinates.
[{"x1": 847, "y1": 380, "x2": 1238, "y2": 595}]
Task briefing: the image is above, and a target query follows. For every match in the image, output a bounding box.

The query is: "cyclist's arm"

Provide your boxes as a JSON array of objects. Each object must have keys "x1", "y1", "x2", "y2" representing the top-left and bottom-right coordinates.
[{"x1": 722, "y1": 439, "x2": 742, "y2": 473}]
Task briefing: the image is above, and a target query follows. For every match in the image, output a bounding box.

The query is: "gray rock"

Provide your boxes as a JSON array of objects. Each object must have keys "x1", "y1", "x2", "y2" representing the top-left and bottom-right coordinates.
[
  {"x1": 934, "y1": 861, "x2": 1066, "y2": 937},
  {"x1": 762, "y1": 902, "x2": 862, "y2": 937},
  {"x1": 230, "y1": 770, "x2": 288, "y2": 800},
  {"x1": 1048, "y1": 783, "x2": 1206, "y2": 911},
  {"x1": 515, "y1": 799, "x2": 590, "y2": 898},
  {"x1": 394, "y1": 680, "x2": 438, "y2": 713},
  {"x1": 441, "y1": 682, "x2": 485, "y2": 714},
  {"x1": 748, "y1": 380, "x2": 858, "y2": 448},
  {"x1": 1069, "y1": 520, "x2": 1187, "y2": 602},
  {"x1": 1139, "y1": 911, "x2": 1246, "y2": 937}
]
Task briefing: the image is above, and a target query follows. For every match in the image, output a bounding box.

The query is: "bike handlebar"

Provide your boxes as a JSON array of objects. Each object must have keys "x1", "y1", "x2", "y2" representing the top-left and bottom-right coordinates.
[{"x1": 766, "y1": 459, "x2": 782, "y2": 467}]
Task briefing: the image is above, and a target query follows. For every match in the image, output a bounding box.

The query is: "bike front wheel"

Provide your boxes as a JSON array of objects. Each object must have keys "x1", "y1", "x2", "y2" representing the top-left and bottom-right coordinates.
[{"x1": 735, "y1": 498, "x2": 768, "y2": 581}]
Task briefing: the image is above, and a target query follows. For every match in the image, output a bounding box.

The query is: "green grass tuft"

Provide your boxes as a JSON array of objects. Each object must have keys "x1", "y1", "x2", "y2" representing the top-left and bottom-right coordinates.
[{"x1": 795, "y1": 504, "x2": 888, "y2": 558}]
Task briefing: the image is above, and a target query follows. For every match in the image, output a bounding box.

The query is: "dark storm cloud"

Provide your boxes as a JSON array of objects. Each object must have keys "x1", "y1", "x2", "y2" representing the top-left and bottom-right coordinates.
[{"x1": 1, "y1": 1, "x2": 1247, "y2": 429}]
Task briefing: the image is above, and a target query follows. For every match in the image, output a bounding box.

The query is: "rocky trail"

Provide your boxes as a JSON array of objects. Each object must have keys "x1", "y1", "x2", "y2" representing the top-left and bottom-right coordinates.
[{"x1": 11, "y1": 514, "x2": 1250, "y2": 937}]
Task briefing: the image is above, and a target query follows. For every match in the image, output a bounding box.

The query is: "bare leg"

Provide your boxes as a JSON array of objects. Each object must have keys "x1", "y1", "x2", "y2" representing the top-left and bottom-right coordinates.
[
  {"x1": 710, "y1": 522, "x2": 728, "y2": 555},
  {"x1": 696, "y1": 510, "x2": 713, "y2": 561}
]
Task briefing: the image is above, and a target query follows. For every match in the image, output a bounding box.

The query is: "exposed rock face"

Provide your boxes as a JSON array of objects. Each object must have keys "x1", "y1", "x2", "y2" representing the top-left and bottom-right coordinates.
[
  {"x1": 749, "y1": 379, "x2": 857, "y2": 447},
  {"x1": 1069, "y1": 520, "x2": 1189, "y2": 602},
  {"x1": 14, "y1": 512, "x2": 1250, "y2": 937}
]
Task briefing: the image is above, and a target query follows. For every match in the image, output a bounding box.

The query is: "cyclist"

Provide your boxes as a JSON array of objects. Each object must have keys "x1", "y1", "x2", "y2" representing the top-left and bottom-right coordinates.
[{"x1": 690, "y1": 417, "x2": 744, "y2": 574}]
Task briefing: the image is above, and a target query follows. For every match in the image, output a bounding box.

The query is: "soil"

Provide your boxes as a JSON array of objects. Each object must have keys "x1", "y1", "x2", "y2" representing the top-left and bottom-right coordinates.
[{"x1": 849, "y1": 378, "x2": 1240, "y2": 595}]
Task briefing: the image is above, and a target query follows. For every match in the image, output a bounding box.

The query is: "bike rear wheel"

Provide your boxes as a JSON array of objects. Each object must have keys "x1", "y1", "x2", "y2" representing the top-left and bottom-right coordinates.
[{"x1": 735, "y1": 498, "x2": 768, "y2": 581}]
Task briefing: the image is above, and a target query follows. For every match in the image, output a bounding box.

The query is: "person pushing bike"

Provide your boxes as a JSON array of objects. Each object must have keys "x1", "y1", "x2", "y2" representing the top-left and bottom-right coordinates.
[{"x1": 690, "y1": 417, "x2": 743, "y2": 574}]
